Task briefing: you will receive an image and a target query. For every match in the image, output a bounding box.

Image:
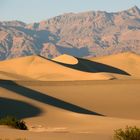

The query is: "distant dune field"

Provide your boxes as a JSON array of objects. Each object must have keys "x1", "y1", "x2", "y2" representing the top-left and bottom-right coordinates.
[{"x1": 0, "y1": 52, "x2": 140, "y2": 140}]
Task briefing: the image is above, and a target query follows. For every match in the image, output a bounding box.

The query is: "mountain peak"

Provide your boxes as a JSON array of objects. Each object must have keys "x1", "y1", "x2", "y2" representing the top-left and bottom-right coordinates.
[
  {"x1": 1, "y1": 20, "x2": 26, "y2": 27},
  {"x1": 131, "y1": 5, "x2": 139, "y2": 11},
  {"x1": 127, "y1": 6, "x2": 140, "y2": 15}
]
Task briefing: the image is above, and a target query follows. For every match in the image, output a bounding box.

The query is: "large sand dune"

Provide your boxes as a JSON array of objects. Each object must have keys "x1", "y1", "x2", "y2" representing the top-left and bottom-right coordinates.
[
  {"x1": 0, "y1": 52, "x2": 140, "y2": 140},
  {"x1": 0, "y1": 55, "x2": 115, "y2": 81}
]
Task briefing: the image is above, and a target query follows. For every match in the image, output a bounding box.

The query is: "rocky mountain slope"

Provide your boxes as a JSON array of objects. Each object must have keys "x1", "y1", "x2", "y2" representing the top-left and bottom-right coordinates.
[{"x1": 0, "y1": 6, "x2": 140, "y2": 60}]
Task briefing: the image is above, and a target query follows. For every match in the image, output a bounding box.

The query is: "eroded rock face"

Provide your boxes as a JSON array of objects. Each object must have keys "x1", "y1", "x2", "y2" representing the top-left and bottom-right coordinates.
[{"x1": 0, "y1": 6, "x2": 140, "y2": 60}]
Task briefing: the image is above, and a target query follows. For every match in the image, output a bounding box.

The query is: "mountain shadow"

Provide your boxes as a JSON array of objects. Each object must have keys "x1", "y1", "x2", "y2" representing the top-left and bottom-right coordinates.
[
  {"x1": 0, "y1": 80, "x2": 104, "y2": 116},
  {"x1": 51, "y1": 57, "x2": 130, "y2": 76},
  {"x1": 57, "y1": 45, "x2": 90, "y2": 57},
  {"x1": 0, "y1": 97, "x2": 42, "y2": 119},
  {"x1": 13, "y1": 26, "x2": 59, "y2": 44}
]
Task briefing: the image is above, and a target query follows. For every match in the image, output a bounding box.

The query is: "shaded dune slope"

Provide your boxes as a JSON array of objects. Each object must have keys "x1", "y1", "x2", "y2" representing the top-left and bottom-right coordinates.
[
  {"x1": 0, "y1": 97, "x2": 42, "y2": 119},
  {"x1": 0, "y1": 80, "x2": 103, "y2": 116},
  {"x1": 52, "y1": 54, "x2": 130, "y2": 75}
]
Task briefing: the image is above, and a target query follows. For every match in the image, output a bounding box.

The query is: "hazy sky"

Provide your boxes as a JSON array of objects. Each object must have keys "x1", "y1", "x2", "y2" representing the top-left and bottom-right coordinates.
[{"x1": 0, "y1": 0, "x2": 140, "y2": 23}]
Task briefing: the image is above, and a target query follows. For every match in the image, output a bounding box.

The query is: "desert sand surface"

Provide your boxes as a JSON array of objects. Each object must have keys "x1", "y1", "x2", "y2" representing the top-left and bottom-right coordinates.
[{"x1": 0, "y1": 52, "x2": 140, "y2": 140}]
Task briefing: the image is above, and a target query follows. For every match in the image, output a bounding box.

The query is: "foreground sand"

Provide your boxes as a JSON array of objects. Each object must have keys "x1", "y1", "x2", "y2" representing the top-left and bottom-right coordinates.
[{"x1": 0, "y1": 80, "x2": 140, "y2": 140}]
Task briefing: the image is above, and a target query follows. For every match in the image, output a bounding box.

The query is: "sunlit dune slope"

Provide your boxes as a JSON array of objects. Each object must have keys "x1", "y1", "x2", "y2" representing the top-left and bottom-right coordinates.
[
  {"x1": 89, "y1": 52, "x2": 140, "y2": 78},
  {"x1": 52, "y1": 54, "x2": 78, "y2": 64},
  {"x1": 0, "y1": 71, "x2": 34, "y2": 80},
  {"x1": 0, "y1": 55, "x2": 114, "y2": 81}
]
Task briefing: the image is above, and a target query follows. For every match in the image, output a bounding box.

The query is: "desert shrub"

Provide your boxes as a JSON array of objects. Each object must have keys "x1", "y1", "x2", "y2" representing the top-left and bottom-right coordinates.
[
  {"x1": 0, "y1": 116, "x2": 28, "y2": 130},
  {"x1": 114, "y1": 126, "x2": 140, "y2": 140}
]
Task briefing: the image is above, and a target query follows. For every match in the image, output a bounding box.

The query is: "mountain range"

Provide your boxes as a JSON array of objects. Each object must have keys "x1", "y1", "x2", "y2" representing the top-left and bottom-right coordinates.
[{"x1": 0, "y1": 6, "x2": 140, "y2": 60}]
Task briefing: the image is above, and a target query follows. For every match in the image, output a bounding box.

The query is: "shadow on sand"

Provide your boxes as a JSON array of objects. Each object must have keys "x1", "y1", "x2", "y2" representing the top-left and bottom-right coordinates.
[
  {"x1": 0, "y1": 80, "x2": 103, "y2": 116},
  {"x1": 50, "y1": 57, "x2": 130, "y2": 76},
  {"x1": 0, "y1": 97, "x2": 42, "y2": 119}
]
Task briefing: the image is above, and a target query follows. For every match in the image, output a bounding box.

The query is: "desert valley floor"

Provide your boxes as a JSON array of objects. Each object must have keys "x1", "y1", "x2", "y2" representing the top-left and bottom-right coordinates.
[{"x1": 0, "y1": 52, "x2": 140, "y2": 140}]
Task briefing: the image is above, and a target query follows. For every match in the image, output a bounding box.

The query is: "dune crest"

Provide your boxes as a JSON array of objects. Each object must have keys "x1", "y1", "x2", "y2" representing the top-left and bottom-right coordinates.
[{"x1": 52, "y1": 54, "x2": 78, "y2": 65}]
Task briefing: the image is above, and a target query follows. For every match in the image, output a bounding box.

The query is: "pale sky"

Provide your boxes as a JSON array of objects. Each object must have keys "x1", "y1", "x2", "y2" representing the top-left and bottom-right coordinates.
[{"x1": 0, "y1": 0, "x2": 140, "y2": 23}]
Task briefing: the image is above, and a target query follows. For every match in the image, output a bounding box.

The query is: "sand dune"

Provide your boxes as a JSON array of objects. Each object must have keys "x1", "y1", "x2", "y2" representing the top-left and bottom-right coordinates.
[
  {"x1": 53, "y1": 55, "x2": 130, "y2": 78},
  {"x1": 1, "y1": 52, "x2": 137, "y2": 81},
  {"x1": 0, "y1": 55, "x2": 115, "y2": 81},
  {"x1": 90, "y1": 52, "x2": 140, "y2": 78}
]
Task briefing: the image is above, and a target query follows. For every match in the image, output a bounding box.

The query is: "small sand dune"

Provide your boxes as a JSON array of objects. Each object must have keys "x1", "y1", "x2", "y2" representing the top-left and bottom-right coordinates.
[{"x1": 52, "y1": 54, "x2": 78, "y2": 64}]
